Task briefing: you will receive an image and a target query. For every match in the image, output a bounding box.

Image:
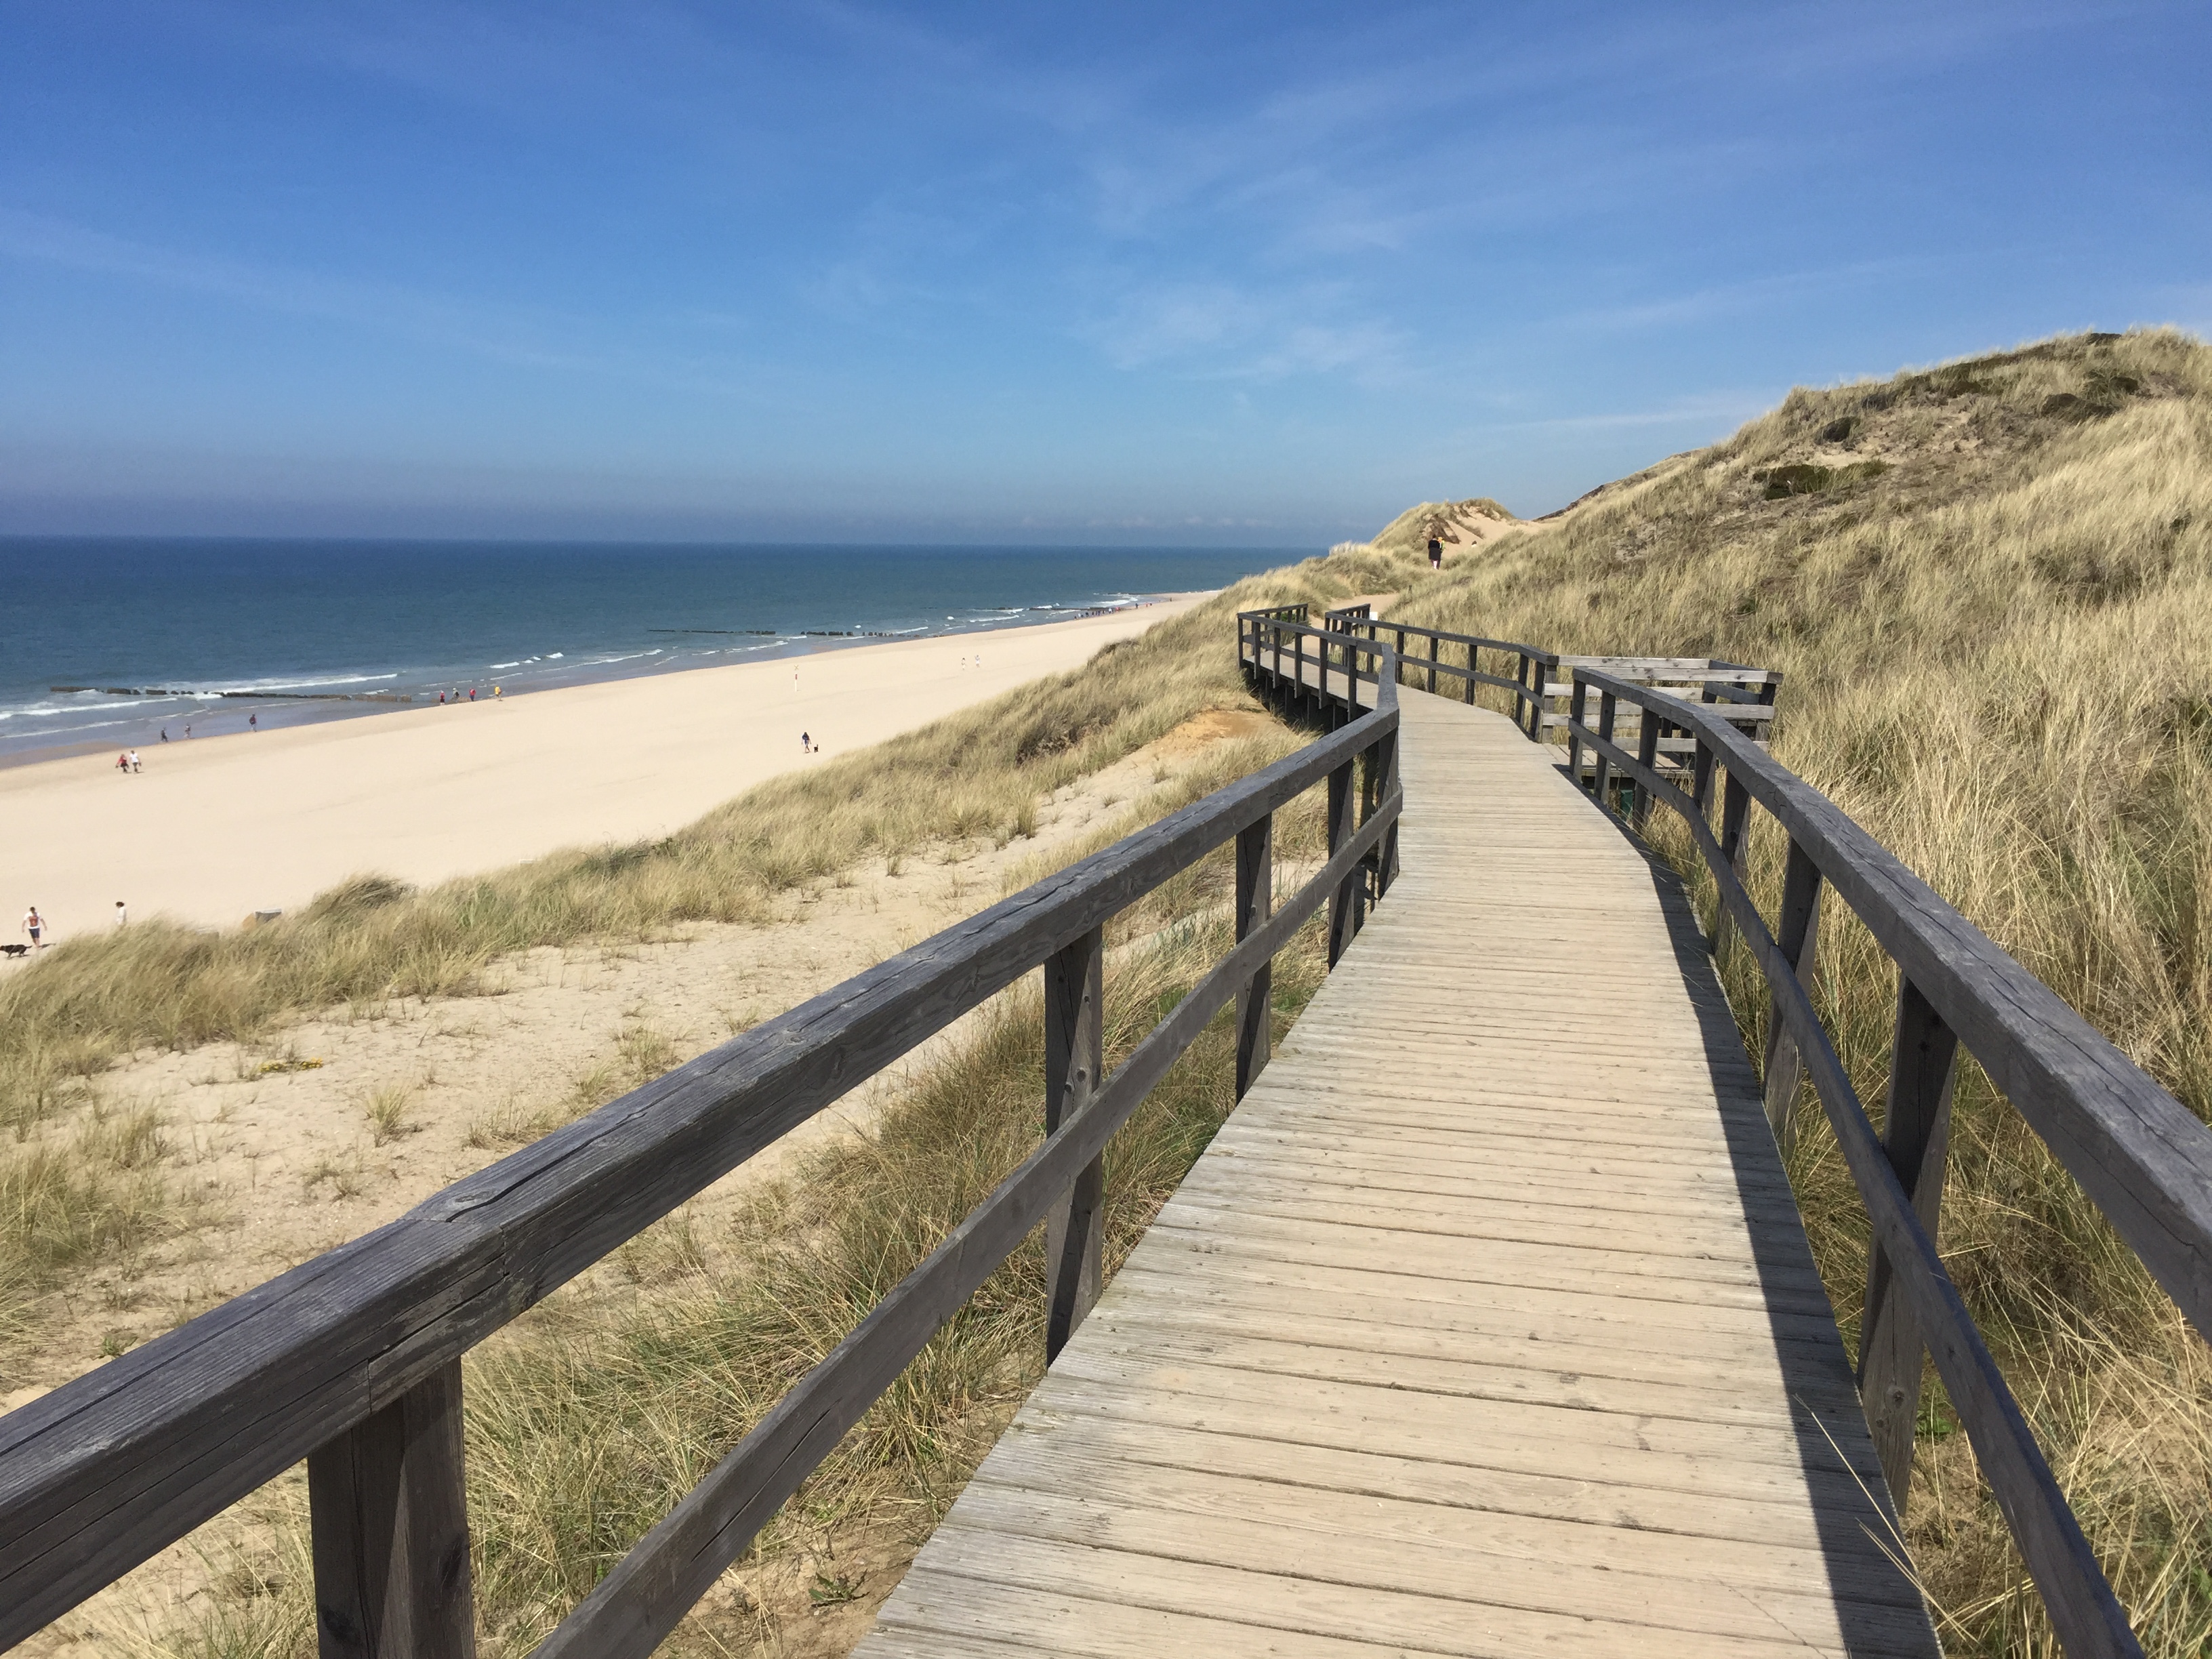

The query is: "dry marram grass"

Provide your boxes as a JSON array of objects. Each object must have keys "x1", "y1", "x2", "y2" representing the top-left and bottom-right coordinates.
[
  {"x1": 1378, "y1": 327, "x2": 2212, "y2": 1657},
  {"x1": 0, "y1": 554, "x2": 1414, "y2": 1371},
  {"x1": 95, "y1": 755, "x2": 1340, "y2": 1658}
]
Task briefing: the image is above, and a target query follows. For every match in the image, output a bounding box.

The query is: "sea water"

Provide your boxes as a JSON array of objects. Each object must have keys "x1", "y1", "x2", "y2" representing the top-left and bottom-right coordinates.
[{"x1": 0, "y1": 539, "x2": 1289, "y2": 762}]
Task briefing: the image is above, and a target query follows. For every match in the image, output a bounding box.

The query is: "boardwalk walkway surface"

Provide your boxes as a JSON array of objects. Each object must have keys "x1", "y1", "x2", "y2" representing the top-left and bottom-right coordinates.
[{"x1": 855, "y1": 690, "x2": 1940, "y2": 1658}]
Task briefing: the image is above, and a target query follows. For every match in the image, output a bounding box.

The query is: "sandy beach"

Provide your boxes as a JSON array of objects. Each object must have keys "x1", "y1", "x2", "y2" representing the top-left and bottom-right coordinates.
[{"x1": 1, "y1": 598, "x2": 1206, "y2": 937}]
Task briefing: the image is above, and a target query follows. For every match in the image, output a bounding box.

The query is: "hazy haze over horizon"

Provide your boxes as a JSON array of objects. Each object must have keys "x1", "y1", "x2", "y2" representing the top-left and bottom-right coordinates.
[{"x1": 3, "y1": 1, "x2": 2207, "y2": 544}]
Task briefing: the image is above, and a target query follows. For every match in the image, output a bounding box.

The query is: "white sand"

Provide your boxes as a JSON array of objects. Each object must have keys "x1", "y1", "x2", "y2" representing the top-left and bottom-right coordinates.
[{"x1": 1, "y1": 599, "x2": 1206, "y2": 936}]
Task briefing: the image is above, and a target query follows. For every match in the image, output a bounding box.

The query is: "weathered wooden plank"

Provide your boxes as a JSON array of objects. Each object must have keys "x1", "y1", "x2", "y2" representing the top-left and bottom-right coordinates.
[
  {"x1": 946, "y1": 1469, "x2": 1932, "y2": 1631},
  {"x1": 1087, "y1": 1271, "x2": 1862, "y2": 1389},
  {"x1": 905, "y1": 1525, "x2": 1925, "y2": 1659},
  {"x1": 979, "y1": 1411, "x2": 1879, "y2": 1554},
  {"x1": 877, "y1": 1564, "x2": 1422, "y2": 1659},
  {"x1": 1059, "y1": 1309, "x2": 1865, "y2": 1431},
  {"x1": 1136, "y1": 1214, "x2": 1839, "y2": 1314}
]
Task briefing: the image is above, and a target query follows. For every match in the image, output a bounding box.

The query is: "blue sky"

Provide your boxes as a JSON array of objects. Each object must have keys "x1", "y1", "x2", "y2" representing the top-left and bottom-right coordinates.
[{"x1": 2, "y1": 1, "x2": 2206, "y2": 544}]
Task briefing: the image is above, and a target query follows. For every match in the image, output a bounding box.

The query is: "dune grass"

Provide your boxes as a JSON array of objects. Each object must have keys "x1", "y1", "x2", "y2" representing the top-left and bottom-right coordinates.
[
  {"x1": 0, "y1": 556, "x2": 1415, "y2": 1367},
  {"x1": 0, "y1": 556, "x2": 1413, "y2": 1143},
  {"x1": 1375, "y1": 327, "x2": 2212, "y2": 1656}
]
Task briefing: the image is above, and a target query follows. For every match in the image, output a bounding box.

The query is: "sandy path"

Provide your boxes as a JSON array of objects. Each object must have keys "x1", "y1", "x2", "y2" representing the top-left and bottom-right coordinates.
[{"x1": 1, "y1": 599, "x2": 1204, "y2": 936}]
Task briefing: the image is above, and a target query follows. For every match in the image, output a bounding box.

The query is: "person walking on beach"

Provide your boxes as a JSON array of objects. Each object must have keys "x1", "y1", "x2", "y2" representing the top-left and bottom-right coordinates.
[
  {"x1": 493, "y1": 684, "x2": 502, "y2": 700},
  {"x1": 129, "y1": 749, "x2": 142, "y2": 773},
  {"x1": 114, "y1": 900, "x2": 128, "y2": 928},
  {"x1": 116, "y1": 752, "x2": 129, "y2": 774},
  {"x1": 249, "y1": 712, "x2": 258, "y2": 732},
  {"x1": 22, "y1": 907, "x2": 44, "y2": 950},
  {"x1": 161, "y1": 728, "x2": 169, "y2": 742},
  {"x1": 800, "y1": 731, "x2": 811, "y2": 756},
  {"x1": 468, "y1": 687, "x2": 476, "y2": 701},
  {"x1": 184, "y1": 723, "x2": 192, "y2": 739}
]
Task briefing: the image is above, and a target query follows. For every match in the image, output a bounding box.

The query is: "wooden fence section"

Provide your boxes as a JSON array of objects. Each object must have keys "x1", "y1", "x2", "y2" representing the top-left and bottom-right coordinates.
[
  {"x1": 1317, "y1": 605, "x2": 1784, "y2": 775},
  {"x1": 0, "y1": 684, "x2": 1403, "y2": 1658},
  {"x1": 1561, "y1": 665, "x2": 2212, "y2": 1659},
  {"x1": 855, "y1": 667, "x2": 1942, "y2": 1658}
]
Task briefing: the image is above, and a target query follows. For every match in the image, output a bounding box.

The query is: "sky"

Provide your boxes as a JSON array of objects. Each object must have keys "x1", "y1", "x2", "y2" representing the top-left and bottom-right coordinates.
[{"x1": 1, "y1": 1, "x2": 2207, "y2": 545}]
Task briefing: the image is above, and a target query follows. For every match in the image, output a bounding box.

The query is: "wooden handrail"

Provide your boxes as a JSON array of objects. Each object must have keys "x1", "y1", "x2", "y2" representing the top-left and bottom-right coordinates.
[
  {"x1": 0, "y1": 670, "x2": 1404, "y2": 1653},
  {"x1": 1240, "y1": 609, "x2": 1551, "y2": 738},
  {"x1": 1564, "y1": 667, "x2": 2212, "y2": 1659},
  {"x1": 539, "y1": 733, "x2": 1401, "y2": 1656}
]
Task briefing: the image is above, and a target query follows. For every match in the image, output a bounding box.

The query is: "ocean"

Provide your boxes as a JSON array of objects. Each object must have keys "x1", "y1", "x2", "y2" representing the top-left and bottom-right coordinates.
[{"x1": 0, "y1": 539, "x2": 1289, "y2": 764}]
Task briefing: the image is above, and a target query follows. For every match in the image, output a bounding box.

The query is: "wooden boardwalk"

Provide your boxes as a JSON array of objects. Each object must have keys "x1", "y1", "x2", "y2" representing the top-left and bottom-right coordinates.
[{"x1": 855, "y1": 691, "x2": 1940, "y2": 1658}]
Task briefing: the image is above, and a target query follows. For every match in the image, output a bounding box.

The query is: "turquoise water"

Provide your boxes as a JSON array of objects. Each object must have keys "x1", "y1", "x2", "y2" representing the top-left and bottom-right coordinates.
[{"x1": 0, "y1": 539, "x2": 1286, "y2": 760}]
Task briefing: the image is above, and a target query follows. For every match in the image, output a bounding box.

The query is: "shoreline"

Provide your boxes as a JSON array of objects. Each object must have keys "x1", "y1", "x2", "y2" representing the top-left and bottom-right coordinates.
[
  {"x1": 0, "y1": 592, "x2": 1208, "y2": 772},
  {"x1": 0, "y1": 596, "x2": 1211, "y2": 940}
]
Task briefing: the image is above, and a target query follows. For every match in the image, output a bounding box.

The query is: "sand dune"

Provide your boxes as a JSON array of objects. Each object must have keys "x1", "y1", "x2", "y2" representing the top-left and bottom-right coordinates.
[{"x1": 2, "y1": 600, "x2": 1204, "y2": 937}]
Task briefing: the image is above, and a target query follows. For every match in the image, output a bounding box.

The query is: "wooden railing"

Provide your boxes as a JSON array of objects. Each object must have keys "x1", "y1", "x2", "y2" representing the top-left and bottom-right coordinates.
[
  {"x1": 1320, "y1": 612, "x2": 1784, "y2": 759},
  {"x1": 1562, "y1": 667, "x2": 2212, "y2": 1659},
  {"x1": 1234, "y1": 609, "x2": 1396, "y2": 729},
  {"x1": 0, "y1": 674, "x2": 1404, "y2": 1657}
]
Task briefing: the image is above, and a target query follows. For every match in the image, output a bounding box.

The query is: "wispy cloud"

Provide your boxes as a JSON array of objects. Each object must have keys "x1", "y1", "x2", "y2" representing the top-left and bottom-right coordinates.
[
  {"x1": 1076, "y1": 277, "x2": 1410, "y2": 384},
  {"x1": 1475, "y1": 391, "x2": 1775, "y2": 436},
  {"x1": 0, "y1": 206, "x2": 579, "y2": 365},
  {"x1": 1555, "y1": 259, "x2": 1936, "y2": 334},
  {"x1": 0, "y1": 206, "x2": 798, "y2": 403}
]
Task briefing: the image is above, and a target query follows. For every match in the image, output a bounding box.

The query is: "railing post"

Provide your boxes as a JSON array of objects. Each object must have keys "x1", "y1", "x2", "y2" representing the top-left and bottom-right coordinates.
[
  {"x1": 1566, "y1": 676, "x2": 1589, "y2": 785},
  {"x1": 1374, "y1": 697, "x2": 1401, "y2": 893},
  {"x1": 1357, "y1": 738, "x2": 1378, "y2": 926},
  {"x1": 1293, "y1": 632, "x2": 1307, "y2": 716},
  {"x1": 1464, "y1": 639, "x2": 1477, "y2": 705},
  {"x1": 1427, "y1": 632, "x2": 1439, "y2": 693},
  {"x1": 1234, "y1": 817, "x2": 1273, "y2": 1099},
  {"x1": 1761, "y1": 839, "x2": 1824, "y2": 1153},
  {"x1": 308, "y1": 1361, "x2": 477, "y2": 1659},
  {"x1": 1044, "y1": 924, "x2": 1106, "y2": 1362},
  {"x1": 1326, "y1": 752, "x2": 1357, "y2": 966},
  {"x1": 1858, "y1": 977, "x2": 1961, "y2": 1511},
  {"x1": 1591, "y1": 691, "x2": 1618, "y2": 809},
  {"x1": 1691, "y1": 735, "x2": 1717, "y2": 816},
  {"x1": 1632, "y1": 712, "x2": 1662, "y2": 829},
  {"x1": 1708, "y1": 769, "x2": 1753, "y2": 958},
  {"x1": 1525, "y1": 657, "x2": 1548, "y2": 739}
]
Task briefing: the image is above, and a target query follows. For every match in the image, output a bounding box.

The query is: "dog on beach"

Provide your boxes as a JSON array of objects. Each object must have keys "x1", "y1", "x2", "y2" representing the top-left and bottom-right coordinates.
[{"x1": 1, "y1": 943, "x2": 28, "y2": 958}]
